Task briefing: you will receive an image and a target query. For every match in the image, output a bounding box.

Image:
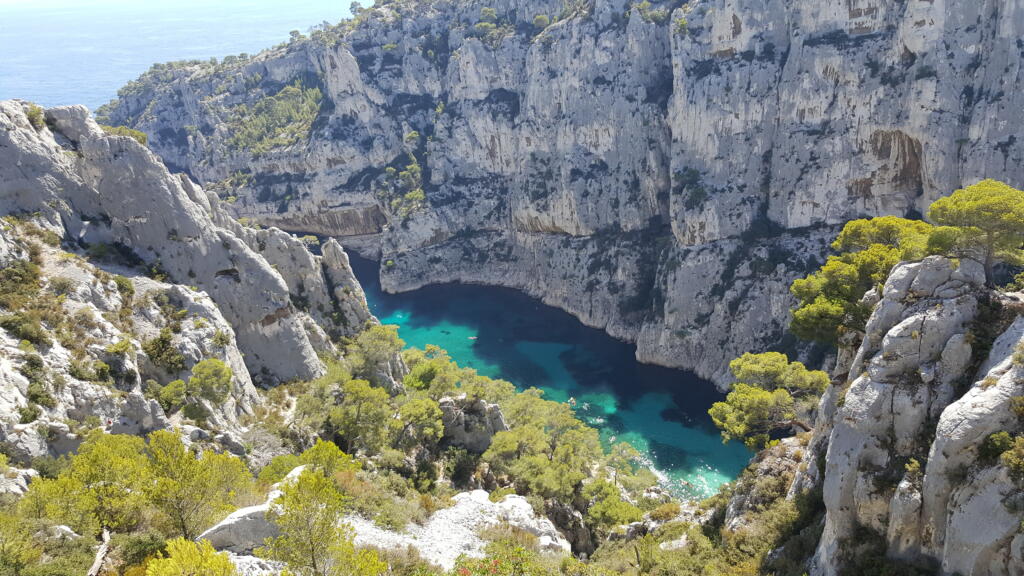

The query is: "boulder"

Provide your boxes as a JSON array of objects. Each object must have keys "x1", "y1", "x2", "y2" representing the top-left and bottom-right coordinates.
[
  {"x1": 0, "y1": 466, "x2": 38, "y2": 497},
  {"x1": 197, "y1": 466, "x2": 306, "y2": 553},
  {"x1": 439, "y1": 395, "x2": 508, "y2": 453}
]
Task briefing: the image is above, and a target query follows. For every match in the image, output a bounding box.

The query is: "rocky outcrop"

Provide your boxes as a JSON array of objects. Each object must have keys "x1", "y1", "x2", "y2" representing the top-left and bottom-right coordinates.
[
  {"x1": 723, "y1": 437, "x2": 805, "y2": 532},
  {"x1": 98, "y1": 0, "x2": 1024, "y2": 384},
  {"x1": 0, "y1": 100, "x2": 373, "y2": 384},
  {"x1": 545, "y1": 498, "x2": 595, "y2": 556},
  {"x1": 810, "y1": 256, "x2": 1024, "y2": 575},
  {"x1": 0, "y1": 222, "x2": 251, "y2": 459},
  {"x1": 197, "y1": 465, "x2": 306, "y2": 553},
  {"x1": 0, "y1": 466, "x2": 38, "y2": 497},
  {"x1": 229, "y1": 555, "x2": 283, "y2": 576},
  {"x1": 439, "y1": 395, "x2": 508, "y2": 453},
  {"x1": 346, "y1": 490, "x2": 571, "y2": 570},
  {"x1": 201, "y1": 466, "x2": 570, "y2": 571}
]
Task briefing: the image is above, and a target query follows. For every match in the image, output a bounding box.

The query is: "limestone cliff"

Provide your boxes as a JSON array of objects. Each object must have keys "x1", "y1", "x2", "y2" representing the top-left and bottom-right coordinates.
[
  {"x1": 797, "y1": 256, "x2": 1024, "y2": 575},
  {"x1": 98, "y1": 0, "x2": 1024, "y2": 383},
  {"x1": 0, "y1": 100, "x2": 373, "y2": 459}
]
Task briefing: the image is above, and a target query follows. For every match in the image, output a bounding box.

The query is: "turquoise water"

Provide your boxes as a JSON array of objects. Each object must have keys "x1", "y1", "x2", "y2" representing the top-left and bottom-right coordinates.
[
  {"x1": 0, "y1": 0, "x2": 348, "y2": 110},
  {"x1": 351, "y1": 257, "x2": 751, "y2": 499}
]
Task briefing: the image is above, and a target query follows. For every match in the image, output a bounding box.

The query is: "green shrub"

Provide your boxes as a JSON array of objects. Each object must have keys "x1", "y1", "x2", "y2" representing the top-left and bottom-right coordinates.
[
  {"x1": 27, "y1": 381, "x2": 55, "y2": 408},
  {"x1": 157, "y1": 380, "x2": 187, "y2": 412},
  {"x1": 93, "y1": 361, "x2": 112, "y2": 382},
  {"x1": 533, "y1": 14, "x2": 550, "y2": 29},
  {"x1": 980, "y1": 431, "x2": 1014, "y2": 464},
  {"x1": 258, "y1": 453, "x2": 305, "y2": 486},
  {"x1": 182, "y1": 402, "x2": 209, "y2": 422},
  {"x1": 68, "y1": 359, "x2": 93, "y2": 381},
  {"x1": 142, "y1": 328, "x2": 186, "y2": 373},
  {"x1": 1000, "y1": 436, "x2": 1024, "y2": 482},
  {"x1": 30, "y1": 454, "x2": 70, "y2": 478},
  {"x1": 113, "y1": 275, "x2": 135, "y2": 303},
  {"x1": 110, "y1": 531, "x2": 167, "y2": 569},
  {"x1": 584, "y1": 480, "x2": 643, "y2": 533},
  {"x1": 674, "y1": 16, "x2": 689, "y2": 35},
  {"x1": 105, "y1": 338, "x2": 133, "y2": 356},
  {"x1": 0, "y1": 260, "x2": 42, "y2": 310},
  {"x1": 188, "y1": 358, "x2": 232, "y2": 402},
  {"x1": 488, "y1": 486, "x2": 517, "y2": 502},
  {"x1": 18, "y1": 404, "x2": 41, "y2": 423},
  {"x1": 0, "y1": 312, "x2": 51, "y2": 347},
  {"x1": 904, "y1": 458, "x2": 923, "y2": 484},
  {"x1": 648, "y1": 501, "x2": 681, "y2": 522},
  {"x1": 1011, "y1": 396, "x2": 1024, "y2": 421},
  {"x1": 17, "y1": 352, "x2": 46, "y2": 384},
  {"x1": 47, "y1": 276, "x2": 75, "y2": 295},
  {"x1": 227, "y1": 81, "x2": 322, "y2": 155},
  {"x1": 374, "y1": 498, "x2": 413, "y2": 530},
  {"x1": 211, "y1": 329, "x2": 231, "y2": 348},
  {"x1": 26, "y1": 104, "x2": 45, "y2": 129},
  {"x1": 633, "y1": 1, "x2": 668, "y2": 23},
  {"x1": 443, "y1": 447, "x2": 476, "y2": 487},
  {"x1": 99, "y1": 124, "x2": 148, "y2": 146}
]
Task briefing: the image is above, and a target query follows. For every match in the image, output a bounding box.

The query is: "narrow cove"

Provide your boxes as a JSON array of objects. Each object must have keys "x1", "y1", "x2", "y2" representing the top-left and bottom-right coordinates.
[{"x1": 349, "y1": 255, "x2": 751, "y2": 499}]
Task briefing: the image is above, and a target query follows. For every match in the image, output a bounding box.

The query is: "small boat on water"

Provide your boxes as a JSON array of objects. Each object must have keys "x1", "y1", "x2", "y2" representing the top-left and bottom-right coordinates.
[{"x1": 468, "y1": 336, "x2": 477, "y2": 340}]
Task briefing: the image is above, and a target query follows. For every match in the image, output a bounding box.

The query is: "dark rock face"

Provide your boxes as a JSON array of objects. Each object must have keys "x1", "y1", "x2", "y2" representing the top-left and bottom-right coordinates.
[{"x1": 99, "y1": 0, "x2": 1024, "y2": 384}]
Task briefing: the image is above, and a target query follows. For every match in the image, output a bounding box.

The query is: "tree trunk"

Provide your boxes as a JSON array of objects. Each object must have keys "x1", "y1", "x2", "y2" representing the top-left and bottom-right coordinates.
[
  {"x1": 788, "y1": 420, "x2": 812, "y2": 433},
  {"x1": 86, "y1": 528, "x2": 111, "y2": 576},
  {"x1": 984, "y1": 245, "x2": 996, "y2": 288}
]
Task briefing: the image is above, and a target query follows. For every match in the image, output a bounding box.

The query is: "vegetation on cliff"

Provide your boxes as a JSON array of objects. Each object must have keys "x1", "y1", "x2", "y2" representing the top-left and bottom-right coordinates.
[
  {"x1": 791, "y1": 180, "x2": 1024, "y2": 343},
  {"x1": 226, "y1": 81, "x2": 322, "y2": 156}
]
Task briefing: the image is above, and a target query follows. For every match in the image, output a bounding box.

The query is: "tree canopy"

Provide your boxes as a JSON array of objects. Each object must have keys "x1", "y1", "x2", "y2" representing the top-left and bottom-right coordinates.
[
  {"x1": 257, "y1": 469, "x2": 385, "y2": 576},
  {"x1": 144, "y1": 430, "x2": 252, "y2": 539},
  {"x1": 791, "y1": 179, "x2": 1024, "y2": 341},
  {"x1": 709, "y1": 352, "x2": 826, "y2": 450},
  {"x1": 790, "y1": 241, "x2": 906, "y2": 343},
  {"x1": 927, "y1": 179, "x2": 1024, "y2": 286},
  {"x1": 709, "y1": 384, "x2": 796, "y2": 450},
  {"x1": 145, "y1": 538, "x2": 237, "y2": 576}
]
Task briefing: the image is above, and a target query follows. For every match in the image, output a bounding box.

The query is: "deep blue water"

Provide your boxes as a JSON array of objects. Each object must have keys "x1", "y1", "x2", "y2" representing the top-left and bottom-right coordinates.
[
  {"x1": 0, "y1": 0, "x2": 348, "y2": 110},
  {"x1": 351, "y1": 256, "x2": 750, "y2": 498}
]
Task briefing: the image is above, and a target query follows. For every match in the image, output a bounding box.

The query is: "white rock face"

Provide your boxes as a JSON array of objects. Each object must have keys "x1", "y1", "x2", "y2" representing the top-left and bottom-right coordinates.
[
  {"x1": 347, "y1": 490, "x2": 571, "y2": 571},
  {"x1": 201, "y1": 467, "x2": 570, "y2": 571},
  {"x1": 197, "y1": 465, "x2": 305, "y2": 554},
  {"x1": 812, "y1": 257, "x2": 1024, "y2": 575},
  {"x1": 0, "y1": 466, "x2": 38, "y2": 497},
  {"x1": 229, "y1": 555, "x2": 284, "y2": 576},
  {"x1": 198, "y1": 503, "x2": 281, "y2": 554},
  {"x1": 0, "y1": 100, "x2": 373, "y2": 385},
  {"x1": 98, "y1": 0, "x2": 1024, "y2": 385},
  {"x1": 0, "y1": 216, "x2": 266, "y2": 456}
]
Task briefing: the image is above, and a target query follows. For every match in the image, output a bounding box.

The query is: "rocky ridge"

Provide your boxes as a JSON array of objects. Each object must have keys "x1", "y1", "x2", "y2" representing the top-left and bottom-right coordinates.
[
  {"x1": 0, "y1": 100, "x2": 378, "y2": 459},
  {"x1": 98, "y1": 0, "x2": 1024, "y2": 384},
  {"x1": 794, "y1": 256, "x2": 1024, "y2": 575}
]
